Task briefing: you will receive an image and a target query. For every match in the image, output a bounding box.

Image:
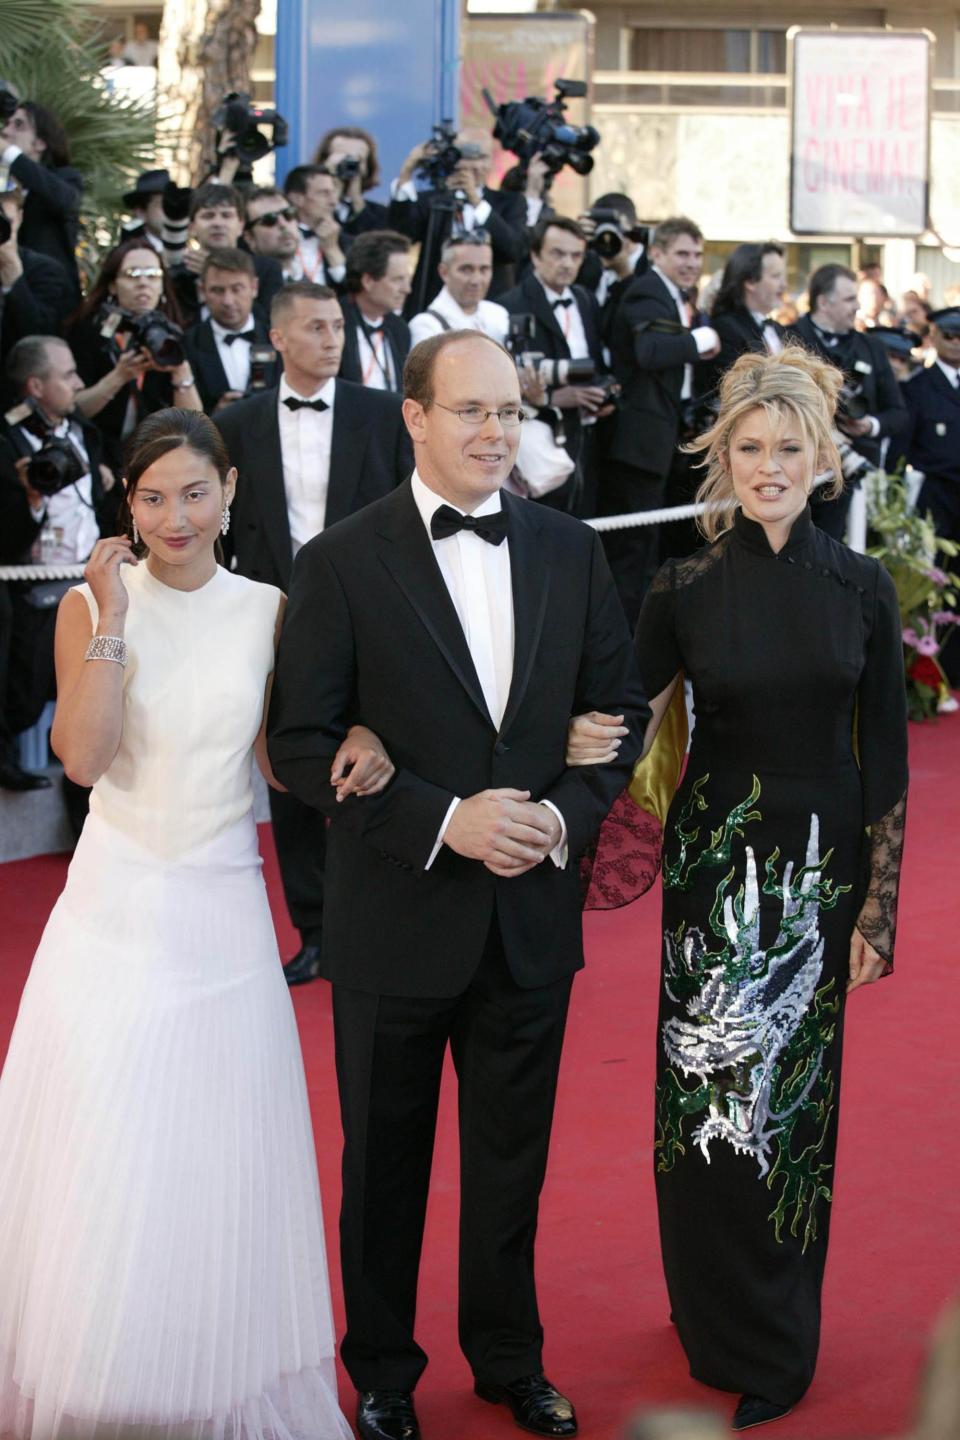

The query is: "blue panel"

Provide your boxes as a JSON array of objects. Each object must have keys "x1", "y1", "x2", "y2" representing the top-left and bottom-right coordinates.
[{"x1": 275, "y1": 0, "x2": 462, "y2": 203}]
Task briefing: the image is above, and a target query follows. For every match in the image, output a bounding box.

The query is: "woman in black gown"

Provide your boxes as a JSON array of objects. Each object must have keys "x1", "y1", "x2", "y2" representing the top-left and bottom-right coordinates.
[{"x1": 571, "y1": 346, "x2": 908, "y2": 1428}]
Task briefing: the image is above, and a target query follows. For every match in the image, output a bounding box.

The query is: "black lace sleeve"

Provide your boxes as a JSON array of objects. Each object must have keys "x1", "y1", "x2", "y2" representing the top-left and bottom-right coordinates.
[{"x1": 856, "y1": 791, "x2": 907, "y2": 971}]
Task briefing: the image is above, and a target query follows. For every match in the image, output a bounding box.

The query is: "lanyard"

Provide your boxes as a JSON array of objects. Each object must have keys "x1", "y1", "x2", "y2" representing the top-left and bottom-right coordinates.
[
  {"x1": 295, "y1": 239, "x2": 324, "y2": 283},
  {"x1": 358, "y1": 319, "x2": 394, "y2": 390}
]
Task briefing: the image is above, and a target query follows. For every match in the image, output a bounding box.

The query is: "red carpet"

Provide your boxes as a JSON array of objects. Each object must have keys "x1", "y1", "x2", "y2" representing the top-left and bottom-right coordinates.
[{"x1": 2, "y1": 720, "x2": 958, "y2": 1439}]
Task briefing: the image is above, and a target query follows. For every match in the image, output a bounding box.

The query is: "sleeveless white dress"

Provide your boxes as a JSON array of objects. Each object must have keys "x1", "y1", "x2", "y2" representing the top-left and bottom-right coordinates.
[{"x1": 0, "y1": 562, "x2": 351, "y2": 1440}]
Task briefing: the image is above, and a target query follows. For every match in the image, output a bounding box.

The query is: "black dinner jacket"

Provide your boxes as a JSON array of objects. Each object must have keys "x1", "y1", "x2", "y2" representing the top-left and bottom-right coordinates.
[
  {"x1": 788, "y1": 314, "x2": 907, "y2": 466},
  {"x1": 183, "y1": 314, "x2": 279, "y2": 414},
  {"x1": 697, "y1": 304, "x2": 787, "y2": 401},
  {"x1": 9, "y1": 153, "x2": 83, "y2": 304},
  {"x1": 337, "y1": 301, "x2": 411, "y2": 390},
  {"x1": 214, "y1": 379, "x2": 412, "y2": 592},
  {"x1": 498, "y1": 269, "x2": 604, "y2": 459},
  {"x1": 886, "y1": 361, "x2": 960, "y2": 486},
  {"x1": 605, "y1": 268, "x2": 700, "y2": 476},
  {"x1": 389, "y1": 186, "x2": 528, "y2": 314},
  {"x1": 267, "y1": 480, "x2": 648, "y2": 997}
]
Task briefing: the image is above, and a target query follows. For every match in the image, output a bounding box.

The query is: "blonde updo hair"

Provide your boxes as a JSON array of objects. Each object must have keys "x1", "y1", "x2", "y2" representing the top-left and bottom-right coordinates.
[{"x1": 689, "y1": 344, "x2": 845, "y2": 541}]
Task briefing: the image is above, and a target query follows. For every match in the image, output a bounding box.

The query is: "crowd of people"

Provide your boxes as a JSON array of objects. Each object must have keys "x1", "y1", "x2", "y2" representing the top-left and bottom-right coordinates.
[{"x1": 0, "y1": 76, "x2": 948, "y2": 1440}]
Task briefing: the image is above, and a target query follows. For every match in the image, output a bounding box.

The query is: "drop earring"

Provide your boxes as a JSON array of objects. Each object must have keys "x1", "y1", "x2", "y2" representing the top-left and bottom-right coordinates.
[
  {"x1": 220, "y1": 503, "x2": 231, "y2": 537},
  {"x1": 132, "y1": 518, "x2": 140, "y2": 546}
]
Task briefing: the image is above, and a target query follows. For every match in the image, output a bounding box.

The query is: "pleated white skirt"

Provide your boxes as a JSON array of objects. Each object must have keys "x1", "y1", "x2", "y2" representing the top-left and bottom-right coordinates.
[{"x1": 0, "y1": 811, "x2": 351, "y2": 1440}]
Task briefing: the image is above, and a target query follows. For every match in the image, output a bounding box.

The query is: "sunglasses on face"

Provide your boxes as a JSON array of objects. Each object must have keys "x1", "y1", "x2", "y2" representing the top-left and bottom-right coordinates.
[
  {"x1": 248, "y1": 209, "x2": 294, "y2": 229},
  {"x1": 120, "y1": 267, "x2": 163, "y2": 280}
]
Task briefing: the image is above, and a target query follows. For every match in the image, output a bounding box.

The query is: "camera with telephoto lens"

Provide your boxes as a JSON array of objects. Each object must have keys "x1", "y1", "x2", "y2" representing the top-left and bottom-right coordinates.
[
  {"x1": 414, "y1": 119, "x2": 485, "y2": 192},
  {"x1": 333, "y1": 155, "x2": 362, "y2": 184},
  {"x1": 837, "y1": 379, "x2": 869, "y2": 423},
  {"x1": 212, "y1": 92, "x2": 289, "y2": 165},
  {"x1": 587, "y1": 206, "x2": 649, "y2": 261},
  {"x1": 11, "y1": 403, "x2": 88, "y2": 497},
  {"x1": 506, "y1": 313, "x2": 597, "y2": 389},
  {"x1": 100, "y1": 305, "x2": 186, "y2": 368},
  {"x1": 483, "y1": 79, "x2": 600, "y2": 178}
]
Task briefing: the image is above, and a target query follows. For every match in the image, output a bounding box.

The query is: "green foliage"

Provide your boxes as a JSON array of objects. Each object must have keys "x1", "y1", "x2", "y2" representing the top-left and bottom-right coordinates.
[{"x1": 0, "y1": 0, "x2": 157, "y2": 280}]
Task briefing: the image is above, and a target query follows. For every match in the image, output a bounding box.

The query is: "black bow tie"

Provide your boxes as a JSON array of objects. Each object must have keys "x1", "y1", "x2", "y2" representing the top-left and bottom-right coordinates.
[
  {"x1": 430, "y1": 504, "x2": 508, "y2": 546},
  {"x1": 552, "y1": 297, "x2": 573, "y2": 309},
  {"x1": 283, "y1": 396, "x2": 329, "y2": 413},
  {"x1": 222, "y1": 329, "x2": 255, "y2": 345}
]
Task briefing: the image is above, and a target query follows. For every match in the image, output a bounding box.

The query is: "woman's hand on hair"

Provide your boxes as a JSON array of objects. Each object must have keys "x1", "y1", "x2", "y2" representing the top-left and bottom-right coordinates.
[{"x1": 83, "y1": 535, "x2": 138, "y2": 627}]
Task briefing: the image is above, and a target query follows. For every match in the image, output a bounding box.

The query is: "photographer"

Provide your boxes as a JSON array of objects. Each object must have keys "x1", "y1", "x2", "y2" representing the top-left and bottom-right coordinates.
[
  {"x1": 313, "y1": 126, "x2": 388, "y2": 238},
  {"x1": 66, "y1": 239, "x2": 201, "y2": 471},
  {"x1": 0, "y1": 336, "x2": 112, "y2": 799},
  {"x1": 184, "y1": 248, "x2": 279, "y2": 414},
  {"x1": 499, "y1": 215, "x2": 606, "y2": 514},
  {"x1": 0, "y1": 184, "x2": 72, "y2": 370},
  {"x1": 579, "y1": 192, "x2": 648, "y2": 330},
  {"x1": 1, "y1": 98, "x2": 83, "y2": 304},
  {"x1": 338, "y1": 231, "x2": 411, "y2": 391},
  {"x1": 168, "y1": 183, "x2": 285, "y2": 328},
  {"x1": 282, "y1": 166, "x2": 348, "y2": 288},
  {"x1": 789, "y1": 263, "x2": 907, "y2": 539},
  {"x1": 408, "y1": 232, "x2": 509, "y2": 347},
  {"x1": 119, "y1": 169, "x2": 168, "y2": 252},
  {"x1": 243, "y1": 187, "x2": 301, "y2": 280},
  {"x1": 388, "y1": 127, "x2": 526, "y2": 313}
]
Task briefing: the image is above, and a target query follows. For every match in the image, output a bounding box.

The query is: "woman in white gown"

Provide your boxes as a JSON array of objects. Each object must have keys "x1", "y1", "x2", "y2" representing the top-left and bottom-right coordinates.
[{"x1": 0, "y1": 409, "x2": 388, "y2": 1440}]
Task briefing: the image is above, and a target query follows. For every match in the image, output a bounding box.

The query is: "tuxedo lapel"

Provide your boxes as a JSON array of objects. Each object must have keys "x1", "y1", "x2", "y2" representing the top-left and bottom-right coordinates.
[
  {"x1": 327, "y1": 382, "x2": 370, "y2": 526},
  {"x1": 338, "y1": 304, "x2": 362, "y2": 385},
  {"x1": 249, "y1": 392, "x2": 293, "y2": 582},
  {"x1": 498, "y1": 493, "x2": 550, "y2": 739},
  {"x1": 376, "y1": 484, "x2": 495, "y2": 727},
  {"x1": 196, "y1": 321, "x2": 229, "y2": 401},
  {"x1": 524, "y1": 273, "x2": 568, "y2": 353}
]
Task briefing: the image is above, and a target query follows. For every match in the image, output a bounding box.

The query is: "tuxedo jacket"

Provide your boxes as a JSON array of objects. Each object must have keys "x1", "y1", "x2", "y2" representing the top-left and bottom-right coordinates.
[
  {"x1": 0, "y1": 247, "x2": 72, "y2": 370},
  {"x1": 183, "y1": 315, "x2": 280, "y2": 414},
  {"x1": 337, "y1": 301, "x2": 411, "y2": 390},
  {"x1": 9, "y1": 153, "x2": 83, "y2": 304},
  {"x1": 214, "y1": 380, "x2": 412, "y2": 592},
  {"x1": 606, "y1": 268, "x2": 701, "y2": 476},
  {"x1": 389, "y1": 186, "x2": 528, "y2": 313},
  {"x1": 498, "y1": 269, "x2": 604, "y2": 459},
  {"x1": 788, "y1": 313, "x2": 907, "y2": 466},
  {"x1": 697, "y1": 304, "x2": 787, "y2": 401},
  {"x1": 886, "y1": 362, "x2": 960, "y2": 486},
  {"x1": 267, "y1": 480, "x2": 647, "y2": 997}
]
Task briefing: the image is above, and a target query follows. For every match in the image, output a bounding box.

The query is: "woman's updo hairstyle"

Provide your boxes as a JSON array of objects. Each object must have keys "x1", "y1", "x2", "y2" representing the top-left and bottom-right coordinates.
[
  {"x1": 118, "y1": 408, "x2": 232, "y2": 554},
  {"x1": 689, "y1": 344, "x2": 845, "y2": 541}
]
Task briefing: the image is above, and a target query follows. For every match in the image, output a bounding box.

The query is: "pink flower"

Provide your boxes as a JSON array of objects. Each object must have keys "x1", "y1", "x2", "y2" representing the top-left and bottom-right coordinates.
[
  {"x1": 927, "y1": 566, "x2": 950, "y2": 586},
  {"x1": 933, "y1": 610, "x2": 960, "y2": 626},
  {"x1": 902, "y1": 627, "x2": 919, "y2": 647},
  {"x1": 916, "y1": 635, "x2": 940, "y2": 656}
]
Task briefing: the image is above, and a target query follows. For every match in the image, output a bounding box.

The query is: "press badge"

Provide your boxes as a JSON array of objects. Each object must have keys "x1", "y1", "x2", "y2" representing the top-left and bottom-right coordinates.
[{"x1": 854, "y1": 359, "x2": 873, "y2": 375}]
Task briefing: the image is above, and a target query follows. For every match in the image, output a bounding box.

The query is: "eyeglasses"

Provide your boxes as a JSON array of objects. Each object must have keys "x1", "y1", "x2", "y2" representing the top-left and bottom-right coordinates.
[
  {"x1": 248, "y1": 208, "x2": 294, "y2": 228},
  {"x1": 433, "y1": 402, "x2": 526, "y2": 428},
  {"x1": 119, "y1": 267, "x2": 163, "y2": 280}
]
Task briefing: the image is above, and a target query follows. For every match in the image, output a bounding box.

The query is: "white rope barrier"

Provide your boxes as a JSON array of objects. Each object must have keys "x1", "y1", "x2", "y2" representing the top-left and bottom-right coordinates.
[{"x1": 586, "y1": 501, "x2": 705, "y2": 532}]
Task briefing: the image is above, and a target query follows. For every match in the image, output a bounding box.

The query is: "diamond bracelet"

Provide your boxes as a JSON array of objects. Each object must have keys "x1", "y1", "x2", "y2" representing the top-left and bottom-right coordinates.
[{"x1": 85, "y1": 635, "x2": 128, "y2": 667}]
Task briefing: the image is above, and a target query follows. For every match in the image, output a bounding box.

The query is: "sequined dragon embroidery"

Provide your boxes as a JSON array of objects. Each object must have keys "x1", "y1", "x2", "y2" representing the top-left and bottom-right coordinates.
[{"x1": 655, "y1": 776, "x2": 848, "y2": 1249}]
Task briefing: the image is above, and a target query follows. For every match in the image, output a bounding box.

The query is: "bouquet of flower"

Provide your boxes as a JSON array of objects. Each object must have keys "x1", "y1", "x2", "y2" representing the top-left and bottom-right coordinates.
[{"x1": 866, "y1": 468, "x2": 959, "y2": 721}]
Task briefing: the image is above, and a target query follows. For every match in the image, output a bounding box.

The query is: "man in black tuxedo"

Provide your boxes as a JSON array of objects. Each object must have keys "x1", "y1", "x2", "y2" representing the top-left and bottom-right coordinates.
[
  {"x1": 283, "y1": 165, "x2": 350, "y2": 289},
  {"x1": 267, "y1": 329, "x2": 646, "y2": 1440},
  {"x1": 499, "y1": 216, "x2": 606, "y2": 516},
  {"x1": 338, "y1": 231, "x2": 412, "y2": 392},
  {"x1": 698, "y1": 241, "x2": 788, "y2": 402},
  {"x1": 789, "y1": 263, "x2": 906, "y2": 539},
  {"x1": 168, "y1": 183, "x2": 285, "y2": 330},
  {"x1": 215, "y1": 281, "x2": 412, "y2": 984},
  {"x1": 183, "y1": 248, "x2": 279, "y2": 413},
  {"x1": 603, "y1": 216, "x2": 720, "y2": 623},
  {"x1": 389, "y1": 129, "x2": 527, "y2": 314},
  {"x1": 0, "y1": 186, "x2": 72, "y2": 374}
]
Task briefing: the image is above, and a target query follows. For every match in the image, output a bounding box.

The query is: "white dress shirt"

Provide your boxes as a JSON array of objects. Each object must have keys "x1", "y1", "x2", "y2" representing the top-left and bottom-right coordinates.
[
  {"x1": 277, "y1": 375, "x2": 336, "y2": 553},
  {"x1": 410, "y1": 471, "x2": 567, "y2": 869},
  {"x1": 408, "y1": 286, "x2": 510, "y2": 348},
  {"x1": 210, "y1": 316, "x2": 254, "y2": 394},
  {"x1": 652, "y1": 265, "x2": 719, "y2": 400},
  {"x1": 536, "y1": 278, "x2": 589, "y2": 361},
  {"x1": 354, "y1": 314, "x2": 397, "y2": 391},
  {"x1": 22, "y1": 420, "x2": 99, "y2": 564},
  {"x1": 750, "y1": 310, "x2": 784, "y2": 355}
]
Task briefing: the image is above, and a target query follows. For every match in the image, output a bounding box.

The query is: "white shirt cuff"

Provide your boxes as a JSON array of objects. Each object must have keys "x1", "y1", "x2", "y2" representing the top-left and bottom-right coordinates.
[
  {"x1": 391, "y1": 178, "x2": 418, "y2": 203},
  {"x1": 426, "y1": 795, "x2": 461, "y2": 870},
  {"x1": 1, "y1": 144, "x2": 22, "y2": 166},
  {"x1": 867, "y1": 416, "x2": 881, "y2": 438},
  {"x1": 538, "y1": 800, "x2": 568, "y2": 869},
  {"x1": 692, "y1": 326, "x2": 720, "y2": 354},
  {"x1": 473, "y1": 198, "x2": 492, "y2": 225}
]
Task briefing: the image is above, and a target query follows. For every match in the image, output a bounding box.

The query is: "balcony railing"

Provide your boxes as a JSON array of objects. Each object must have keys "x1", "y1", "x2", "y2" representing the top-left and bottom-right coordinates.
[{"x1": 594, "y1": 71, "x2": 960, "y2": 117}]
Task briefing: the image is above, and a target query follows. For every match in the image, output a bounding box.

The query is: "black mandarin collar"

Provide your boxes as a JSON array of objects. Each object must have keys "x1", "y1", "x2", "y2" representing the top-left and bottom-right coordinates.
[{"x1": 732, "y1": 504, "x2": 815, "y2": 558}]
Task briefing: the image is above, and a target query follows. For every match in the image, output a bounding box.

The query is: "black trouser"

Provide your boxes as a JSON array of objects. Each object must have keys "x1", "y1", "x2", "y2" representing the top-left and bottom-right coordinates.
[
  {"x1": 917, "y1": 475, "x2": 960, "y2": 684},
  {"x1": 598, "y1": 461, "x2": 665, "y2": 630},
  {"x1": 268, "y1": 786, "x2": 326, "y2": 943},
  {"x1": 332, "y1": 918, "x2": 573, "y2": 1393}
]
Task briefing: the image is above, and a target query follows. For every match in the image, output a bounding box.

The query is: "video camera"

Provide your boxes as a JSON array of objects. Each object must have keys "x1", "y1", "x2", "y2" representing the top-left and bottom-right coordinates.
[
  {"x1": 212, "y1": 92, "x2": 289, "y2": 167},
  {"x1": 483, "y1": 79, "x2": 599, "y2": 179},
  {"x1": 100, "y1": 306, "x2": 186, "y2": 369},
  {"x1": 414, "y1": 120, "x2": 486, "y2": 192},
  {"x1": 586, "y1": 206, "x2": 649, "y2": 261}
]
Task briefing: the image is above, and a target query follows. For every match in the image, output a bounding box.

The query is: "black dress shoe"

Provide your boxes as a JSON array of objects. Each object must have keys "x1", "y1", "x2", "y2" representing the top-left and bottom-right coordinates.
[
  {"x1": 732, "y1": 1395, "x2": 793, "y2": 1430},
  {"x1": 356, "y1": 1389, "x2": 419, "y2": 1440},
  {"x1": 475, "y1": 1373, "x2": 577, "y2": 1436},
  {"x1": 0, "y1": 761, "x2": 52, "y2": 792},
  {"x1": 281, "y1": 943, "x2": 322, "y2": 986}
]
